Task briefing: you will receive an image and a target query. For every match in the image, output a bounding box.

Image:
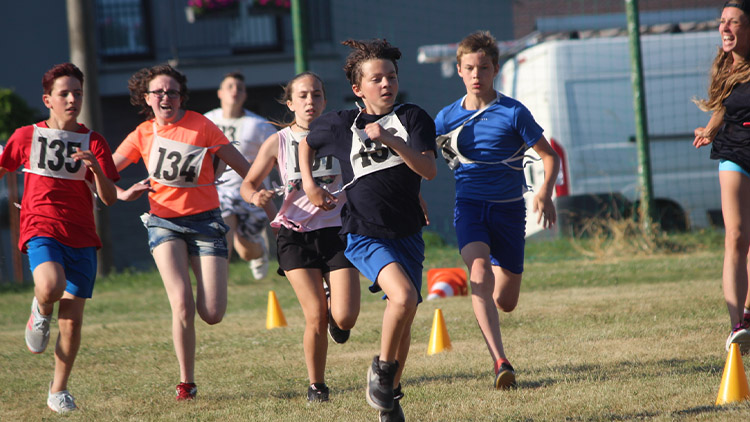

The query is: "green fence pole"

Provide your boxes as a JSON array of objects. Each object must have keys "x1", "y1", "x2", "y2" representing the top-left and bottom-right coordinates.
[
  {"x1": 291, "y1": 0, "x2": 308, "y2": 73},
  {"x1": 625, "y1": 0, "x2": 655, "y2": 234}
]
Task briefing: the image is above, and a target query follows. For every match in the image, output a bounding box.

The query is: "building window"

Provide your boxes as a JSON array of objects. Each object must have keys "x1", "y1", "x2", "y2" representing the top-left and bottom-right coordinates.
[{"x1": 96, "y1": 0, "x2": 152, "y2": 60}]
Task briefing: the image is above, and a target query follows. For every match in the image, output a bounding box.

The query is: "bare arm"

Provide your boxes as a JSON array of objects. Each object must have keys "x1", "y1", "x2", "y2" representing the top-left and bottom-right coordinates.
[
  {"x1": 694, "y1": 109, "x2": 724, "y2": 148},
  {"x1": 299, "y1": 136, "x2": 337, "y2": 210},
  {"x1": 112, "y1": 152, "x2": 153, "y2": 201},
  {"x1": 240, "y1": 133, "x2": 279, "y2": 221},
  {"x1": 71, "y1": 148, "x2": 117, "y2": 206},
  {"x1": 364, "y1": 123, "x2": 437, "y2": 180},
  {"x1": 216, "y1": 143, "x2": 250, "y2": 179},
  {"x1": 531, "y1": 136, "x2": 560, "y2": 229}
]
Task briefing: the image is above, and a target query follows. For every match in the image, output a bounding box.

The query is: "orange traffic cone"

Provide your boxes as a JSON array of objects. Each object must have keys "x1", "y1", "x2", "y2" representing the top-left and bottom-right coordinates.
[
  {"x1": 427, "y1": 308, "x2": 452, "y2": 355},
  {"x1": 426, "y1": 268, "x2": 467, "y2": 300},
  {"x1": 716, "y1": 343, "x2": 750, "y2": 405},
  {"x1": 266, "y1": 290, "x2": 287, "y2": 330}
]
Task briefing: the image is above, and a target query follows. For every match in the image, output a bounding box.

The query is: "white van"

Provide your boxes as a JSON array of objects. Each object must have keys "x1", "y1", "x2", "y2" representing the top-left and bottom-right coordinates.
[{"x1": 420, "y1": 28, "x2": 722, "y2": 237}]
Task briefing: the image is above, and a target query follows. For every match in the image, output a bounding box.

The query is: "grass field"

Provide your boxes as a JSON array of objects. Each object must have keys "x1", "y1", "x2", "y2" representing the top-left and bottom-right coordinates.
[{"x1": 1, "y1": 231, "x2": 750, "y2": 421}]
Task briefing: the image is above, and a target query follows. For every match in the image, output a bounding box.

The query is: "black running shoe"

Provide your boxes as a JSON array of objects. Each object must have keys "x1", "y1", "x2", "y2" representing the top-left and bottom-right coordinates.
[
  {"x1": 307, "y1": 383, "x2": 330, "y2": 402},
  {"x1": 379, "y1": 384, "x2": 405, "y2": 422},
  {"x1": 366, "y1": 356, "x2": 398, "y2": 411},
  {"x1": 494, "y1": 362, "x2": 517, "y2": 390},
  {"x1": 328, "y1": 308, "x2": 351, "y2": 344}
]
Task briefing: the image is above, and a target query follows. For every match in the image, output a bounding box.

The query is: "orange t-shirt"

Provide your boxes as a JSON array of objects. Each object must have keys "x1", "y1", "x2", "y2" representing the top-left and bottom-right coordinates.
[{"x1": 116, "y1": 111, "x2": 230, "y2": 218}]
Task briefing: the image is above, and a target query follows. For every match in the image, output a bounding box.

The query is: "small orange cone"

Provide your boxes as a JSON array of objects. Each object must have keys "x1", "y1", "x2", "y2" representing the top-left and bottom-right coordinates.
[
  {"x1": 266, "y1": 290, "x2": 287, "y2": 330},
  {"x1": 716, "y1": 343, "x2": 750, "y2": 405},
  {"x1": 427, "y1": 308, "x2": 452, "y2": 355}
]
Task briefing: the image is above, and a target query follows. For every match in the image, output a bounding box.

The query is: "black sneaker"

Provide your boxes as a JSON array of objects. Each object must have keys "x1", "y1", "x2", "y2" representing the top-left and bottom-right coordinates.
[
  {"x1": 379, "y1": 384, "x2": 405, "y2": 422},
  {"x1": 494, "y1": 362, "x2": 517, "y2": 390},
  {"x1": 328, "y1": 308, "x2": 351, "y2": 344},
  {"x1": 366, "y1": 355, "x2": 398, "y2": 411},
  {"x1": 307, "y1": 383, "x2": 330, "y2": 402}
]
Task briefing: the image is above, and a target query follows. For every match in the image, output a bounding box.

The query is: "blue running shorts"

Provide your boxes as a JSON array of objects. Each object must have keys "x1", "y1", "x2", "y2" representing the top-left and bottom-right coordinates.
[
  {"x1": 719, "y1": 159, "x2": 750, "y2": 179},
  {"x1": 345, "y1": 232, "x2": 424, "y2": 303},
  {"x1": 454, "y1": 197, "x2": 526, "y2": 274},
  {"x1": 26, "y1": 236, "x2": 97, "y2": 299}
]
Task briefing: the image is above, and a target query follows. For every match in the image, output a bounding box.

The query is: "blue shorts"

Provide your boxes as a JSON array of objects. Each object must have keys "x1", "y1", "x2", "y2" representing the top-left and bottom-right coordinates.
[
  {"x1": 143, "y1": 208, "x2": 229, "y2": 258},
  {"x1": 719, "y1": 159, "x2": 750, "y2": 179},
  {"x1": 26, "y1": 236, "x2": 97, "y2": 299},
  {"x1": 454, "y1": 197, "x2": 526, "y2": 274},
  {"x1": 345, "y1": 232, "x2": 424, "y2": 303}
]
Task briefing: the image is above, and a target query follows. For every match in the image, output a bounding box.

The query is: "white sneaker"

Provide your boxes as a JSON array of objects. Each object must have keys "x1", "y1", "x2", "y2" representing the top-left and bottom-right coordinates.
[
  {"x1": 726, "y1": 322, "x2": 750, "y2": 355},
  {"x1": 48, "y1": 383, "x2": 77, "y2": 413},
  {"x1": 249, "y1": 235, "x2": 269, "y2": 280},
  {"x1": 25, "y1": 297, "x2": 51, "y2": 354}
]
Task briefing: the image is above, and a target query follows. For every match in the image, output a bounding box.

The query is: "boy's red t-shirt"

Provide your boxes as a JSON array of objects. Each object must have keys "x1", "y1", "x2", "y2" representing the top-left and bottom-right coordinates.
[{"x1": 0, "y1": 121, "x2": 120, "y2": 252}]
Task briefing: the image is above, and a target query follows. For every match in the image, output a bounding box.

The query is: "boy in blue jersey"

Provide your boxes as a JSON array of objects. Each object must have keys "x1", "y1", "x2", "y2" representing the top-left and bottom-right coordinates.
[
  {"x1": 300, "y1": 38, "x2": 436, "y2": 422},
  {"x1": 434, "y1": 31, "x2": 560, "y2": 389}
]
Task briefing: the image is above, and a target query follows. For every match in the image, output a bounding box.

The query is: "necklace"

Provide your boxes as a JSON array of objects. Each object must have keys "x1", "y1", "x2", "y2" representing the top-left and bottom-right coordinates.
[{"x1": 295, "y1": 122, "x2": 309, "y2": 131}]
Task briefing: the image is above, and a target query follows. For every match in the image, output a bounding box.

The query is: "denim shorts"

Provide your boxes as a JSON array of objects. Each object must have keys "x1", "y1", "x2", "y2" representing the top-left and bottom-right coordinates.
[
  {"x1": 26, "y1": 236, "x2": 97, "y2": 299},
  {"x1": 143, "y1": 208, "x2": 229, "y2": 258},
  {"x1": 454, "y1": 197, "x2": 526, "y2": 274}
]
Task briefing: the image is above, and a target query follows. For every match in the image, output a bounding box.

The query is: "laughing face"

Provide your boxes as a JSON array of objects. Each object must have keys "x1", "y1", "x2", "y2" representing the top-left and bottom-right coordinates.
[
  {"x1": 43, "y1": 76, "x2": 83, "y2": 128},
  {"x1": 720, "y1": 6, "x2": 750, "y2": 59},
  {"x1": 145, "y1": 74, "x2": 185, "y2": 125}
]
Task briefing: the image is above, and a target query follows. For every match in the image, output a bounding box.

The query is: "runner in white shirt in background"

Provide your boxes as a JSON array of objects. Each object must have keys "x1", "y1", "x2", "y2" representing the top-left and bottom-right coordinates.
[{"x1": 205, "y1": 72, "x2": 278, "y2": 279}]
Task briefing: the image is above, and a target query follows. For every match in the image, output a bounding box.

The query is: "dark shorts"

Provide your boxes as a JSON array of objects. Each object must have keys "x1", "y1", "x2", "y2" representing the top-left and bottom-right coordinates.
[
  {"x1": 26, "y1": 236, "x2": 97, "y2": 299},
  {"x1": 143, "y1": 208, "x2": 229, "y2": 258},
  {"x1": 454, "y1": 197, "x2": 526, "y2": 274},
  {"x1": 276, "y1": 226, "x2": 354, "y2": 274},
  {"x1": 345, "y1": 232, "x2": 424, "y2": 303}
]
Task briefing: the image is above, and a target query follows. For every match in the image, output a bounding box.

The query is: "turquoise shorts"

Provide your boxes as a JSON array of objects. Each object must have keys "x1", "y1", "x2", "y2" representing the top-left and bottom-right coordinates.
[
  {"x1": 26, "y1": 236, "x2": 97, "y2": 299},
  {"x1": 719, "y1": 159, "x2": 750, "y2": 179},
  {"x1": 345, "y1": 232, "x2": 424, "y2": 303}
]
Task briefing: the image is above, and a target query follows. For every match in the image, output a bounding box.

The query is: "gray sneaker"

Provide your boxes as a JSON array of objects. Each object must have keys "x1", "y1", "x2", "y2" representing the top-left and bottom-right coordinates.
[
  {"x1": 366, "y1": 356, "x2": 398, "y2": 412},
  {"x1": 48, "y1": 384, "x2": 77, "y2": 413},
  {"x1": 25, "y1": 297, "x2": 51, "y2": 354}
]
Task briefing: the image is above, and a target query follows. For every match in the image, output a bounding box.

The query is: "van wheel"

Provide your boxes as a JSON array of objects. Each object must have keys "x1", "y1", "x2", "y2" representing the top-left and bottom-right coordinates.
[{"x1": 633, "y1": 199, "x2": 689, "y2": 232}]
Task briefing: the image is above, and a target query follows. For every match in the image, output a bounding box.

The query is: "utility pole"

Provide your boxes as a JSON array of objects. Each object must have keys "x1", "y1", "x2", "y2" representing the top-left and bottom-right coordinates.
[
  {"x1": 625, "y1": 0, "x2": 655, "y2": 235},
  {"x1": 67, "y1": 0, "x2": 114, "y2": 275},
  {"x1": 291, "y1": 0, "x2": 308, "y2": 73}
]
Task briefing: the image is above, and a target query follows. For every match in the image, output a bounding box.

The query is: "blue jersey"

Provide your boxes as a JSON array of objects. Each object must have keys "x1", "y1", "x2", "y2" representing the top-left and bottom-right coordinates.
[{"x1": 435, "y1": 94, "x2": 543, "y2": 201}]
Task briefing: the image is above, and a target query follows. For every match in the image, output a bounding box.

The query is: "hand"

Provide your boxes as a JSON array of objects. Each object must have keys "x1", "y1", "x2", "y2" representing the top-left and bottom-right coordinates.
[
  {"x1": 250, "y1": 189, "x2": 274, "y2": 208},
  {"x1": 118, "y1": 178, "x2": 154, "y2": 201},
  {"x1": 303, "y1": 183, "x2": 337, "y2": 211},
  {"x1": 363, "y1": 123, "x2": 399, "y2": 148},
  {"x1": 693, "y1": 127, "x2": 714, "y2": 149},
  {"x1": 533, "y1": 194, "x2": 556, "y2": 229},
  {"x1": 71, "y1": 148, "x2": 102, "y2": 173},
  {"x1": 419, "y1": 195, "x2": 430, "y2": 226}
]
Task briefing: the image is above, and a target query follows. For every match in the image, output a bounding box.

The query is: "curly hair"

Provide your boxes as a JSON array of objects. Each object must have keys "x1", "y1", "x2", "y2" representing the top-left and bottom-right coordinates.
[
  {"x1": 128, "y1": 64, "x2": 189, "y2": 119},
  {"x1": 42, "y1": 63, "x2": 84, "y2": 95},
  {"x1": 695, "y1": 3, "x2": 750, "y2": 112},
  {"x1": 456, "y1": 30, "x2": 500, "y2": 67},
  {"x1": 341, "y1": 39, "x2": 401, "y2": 86}
]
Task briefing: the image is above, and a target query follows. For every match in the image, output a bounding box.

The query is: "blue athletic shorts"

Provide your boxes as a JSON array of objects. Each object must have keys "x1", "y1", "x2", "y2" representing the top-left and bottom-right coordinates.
[
  {"x1": 143, "y1": 208, "x2": 229, "y2": 258},
  {"x1": 345, "y1": 232, "x2": 424, "y2": 303},
  {"x1": 26, "y1": 236, "x2": 97, "y2": 299},
  {"x1": 454, "y1": 197, "x2": 526, "y2": 274},
  {"x1": 719, "y1": 159, "x2": 750, "y2": 179}
]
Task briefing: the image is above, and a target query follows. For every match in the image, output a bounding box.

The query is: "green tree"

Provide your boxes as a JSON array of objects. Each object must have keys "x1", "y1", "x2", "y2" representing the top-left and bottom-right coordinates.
[{"x1": 0, "y1": 89, "x2": 38, "y2": 141}]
